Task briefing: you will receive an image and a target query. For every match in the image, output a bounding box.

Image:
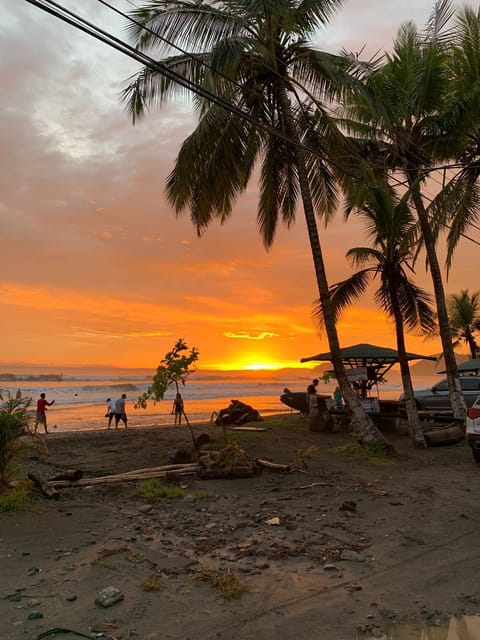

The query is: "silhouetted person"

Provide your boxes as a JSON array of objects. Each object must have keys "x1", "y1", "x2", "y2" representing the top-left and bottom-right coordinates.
[{"x1": 35, "y1": 392, "x2": 55, "y2": 434}]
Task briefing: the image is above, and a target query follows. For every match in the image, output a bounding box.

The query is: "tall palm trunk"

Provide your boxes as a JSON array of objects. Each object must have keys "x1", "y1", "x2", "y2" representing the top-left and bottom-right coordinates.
[
  {"x1": 387, "y1": 277, "x2": 427, "y2": 447},
  {"x1": 278, "y1": 89, "x2": 392, "y2": 450},
  {"x1": 408, "y1": 180, "x2": 464, "y2": 417}
]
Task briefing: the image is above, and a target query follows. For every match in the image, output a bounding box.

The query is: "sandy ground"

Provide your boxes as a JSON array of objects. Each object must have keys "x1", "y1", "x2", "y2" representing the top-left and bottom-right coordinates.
[{"x1": 1, "y1": 416, "x2": 480, "y2": 640}]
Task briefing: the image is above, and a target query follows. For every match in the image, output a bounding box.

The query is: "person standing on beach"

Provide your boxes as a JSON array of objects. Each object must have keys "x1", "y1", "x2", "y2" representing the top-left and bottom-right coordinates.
[
  {"x1": 105, "y1": 398, "x2": 116, "y2": 429},
  {"x1": 34, "y1": 392, "x2": 55, "y2": 434},
  {"x1": 171, "y1": 392, "x2": 184, "y2": 425},
  {"x1": 306, "y1": 378, "x2": 319, "y2": 417},
  {"x1": 16, "y1": 389, "x2": 22, "y2": 400},
  {"x1": 114, "y1": 393, "x2": 128, "y2": 429}
]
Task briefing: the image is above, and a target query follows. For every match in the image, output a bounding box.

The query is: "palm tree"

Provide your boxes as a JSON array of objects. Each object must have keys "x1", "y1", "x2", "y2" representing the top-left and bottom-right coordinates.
[
  {"x1": 314, "y1": 183, "x2": 436, "y2": 447},
  {"x1": 122, "y1": 0, "x2": 392, "y2": 448},
  {"x1": 446, "y1": 290, "x2": 480, "y2": 359},
  {"x1": 341, "y1": 0, "x2": 465, "y2": 417}
]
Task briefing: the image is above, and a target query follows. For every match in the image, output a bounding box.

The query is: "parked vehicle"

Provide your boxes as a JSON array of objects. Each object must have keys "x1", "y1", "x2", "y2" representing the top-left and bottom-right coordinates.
[
  {"x1": 399, "y1": 376, "x2": 480, "y2": 411},
  {"x1": 466, "y1": 398, "x2": 480, "y2": 462}
]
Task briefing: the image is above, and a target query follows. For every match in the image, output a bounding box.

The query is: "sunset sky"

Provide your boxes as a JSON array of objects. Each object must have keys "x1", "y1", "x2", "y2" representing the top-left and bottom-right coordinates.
[{"x1": 1, "y1": 0, "x2": 479, "y2": 372}]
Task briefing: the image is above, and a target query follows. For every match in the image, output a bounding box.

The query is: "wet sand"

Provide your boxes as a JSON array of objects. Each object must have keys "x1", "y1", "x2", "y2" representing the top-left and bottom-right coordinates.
[{"x1": 1, "y1": 416, "x2": 479, "y2": 639}]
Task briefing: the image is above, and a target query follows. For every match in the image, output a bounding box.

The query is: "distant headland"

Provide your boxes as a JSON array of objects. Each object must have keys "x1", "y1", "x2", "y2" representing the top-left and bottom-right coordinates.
[{"x1": 0, "y1": 373, "x2": 64, "y2": 382}]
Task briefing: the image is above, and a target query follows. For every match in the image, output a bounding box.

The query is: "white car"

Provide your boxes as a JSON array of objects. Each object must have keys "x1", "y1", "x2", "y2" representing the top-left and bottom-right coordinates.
[{"x1": 466, "y1": 398, "x2": 480, "y2": 462}]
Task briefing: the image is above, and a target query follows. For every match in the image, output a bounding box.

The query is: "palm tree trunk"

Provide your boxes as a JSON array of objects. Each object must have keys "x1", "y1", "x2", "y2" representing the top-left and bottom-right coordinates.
[
  {"x1": 408, "y1": 182, "x2": 464, "y2": 418},
  {"x1": 278, "y1": 89, "x2": 393, "y2": 451},
  {"x1": 387, "y1": 279, "x2": 427, "y2": 447}
]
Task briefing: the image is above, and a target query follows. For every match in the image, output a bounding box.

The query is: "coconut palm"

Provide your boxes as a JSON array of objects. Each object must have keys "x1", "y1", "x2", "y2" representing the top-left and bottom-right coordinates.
[
  {"x1": 122, "y1": 0, "x2": 391, "y2": 448},
  {"x1": 341, "y1": 0, "x2": 466, "y2": 417},
  {"x1": 446, "y1": 290, "x2": 480, "y2": 359},
  {"x1": 314, "y1": 183, "x2": 436, "y2": 447}
]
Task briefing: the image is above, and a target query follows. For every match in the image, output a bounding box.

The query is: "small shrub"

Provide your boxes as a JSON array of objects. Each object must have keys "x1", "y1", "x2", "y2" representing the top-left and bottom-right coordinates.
[
  {"x1": 193, "y1": 489, "x2": 210, "y2": 500},
  {"x1": 141, "y1": 575, "x2": 161, "y2": 591},
  {"x1": 295, "y1": 445, "x2": 319, "y2": 469},
  {"x1": 0, "y1": 482, "x2": 32, "y2": 512},
  {"x1": 329, "y1": 441, "x2": 392, "y2": 465},
  {"x1": 194, "y1": 568, "x2": 250, "y2": 599},
  {"x1": 0, "y1": 392, "x2": 46, "y2": 486},
  {"x1": 134, "y1": 479, "x2": 186, "y2": 500}
]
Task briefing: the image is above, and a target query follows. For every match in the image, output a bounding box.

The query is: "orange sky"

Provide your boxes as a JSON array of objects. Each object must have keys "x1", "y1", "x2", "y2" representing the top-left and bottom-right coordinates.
[{"x1": 2, "y1": 1, "x2": 479, "y2": 372}]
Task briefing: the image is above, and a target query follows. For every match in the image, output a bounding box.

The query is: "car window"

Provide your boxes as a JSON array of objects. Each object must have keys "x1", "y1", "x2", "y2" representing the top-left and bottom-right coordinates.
[
  {"x1": 434, "y1": 380, "x2": 448, "y2": 392},
  {"x1": 460, "y1": 377, "x2": 480, "y2": 391}
]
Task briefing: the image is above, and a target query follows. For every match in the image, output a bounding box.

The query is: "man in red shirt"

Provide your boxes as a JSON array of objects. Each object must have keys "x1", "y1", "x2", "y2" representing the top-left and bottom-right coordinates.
[{"x1": 35, "y1": 392, "x2": 55, "y2": 434}]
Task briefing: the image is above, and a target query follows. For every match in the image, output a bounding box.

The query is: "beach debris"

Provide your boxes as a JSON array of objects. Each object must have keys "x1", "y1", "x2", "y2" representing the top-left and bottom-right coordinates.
[
  {"x1": 340, "y1": 500, "x2": 357, "y2": 513},
  {"x1": 340, "y1": 549, "x2": 366, "y2": 562},
  {"x1": 48, "y1": 469, "x2": 83, "y2": 482},
  {"x1": 265, "y1": 517, "x2": 281, "y2": 526},
  {"x1": 95, "y1": 586, "x2": 124, "y2": 608},
  {"x1": 198, "y1": 466, "x2": 255, "y2": 479},
  {"x1": 256, "y1": 458, "x2": 291, "y2": 472},
  {"x1": 48, "y1": 463, "x2": 202, "y2": 488},
  {"x1": 36, "y1": 628, "x2": 96, "y2": 640},
  {"x1": 27, "y1": 472, "x2": 58, "y2": 499},
  {"x1": 215, "y1": 400, "x2": 262, "y2": 427}
]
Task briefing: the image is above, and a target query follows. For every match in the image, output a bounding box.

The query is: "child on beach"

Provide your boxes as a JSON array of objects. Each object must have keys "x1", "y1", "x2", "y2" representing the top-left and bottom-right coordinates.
[
  {"x1": 171, "y1": 393, "x2": 184, "y2": 425},
  {"x1": 105, "y1": 398, "x2": 116, "y2": 429}
]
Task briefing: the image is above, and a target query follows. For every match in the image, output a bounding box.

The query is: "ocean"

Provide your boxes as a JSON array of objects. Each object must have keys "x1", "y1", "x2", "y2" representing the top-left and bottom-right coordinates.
[{"x1": 0, "y1": 369, "x2": 439, "y2": 433}]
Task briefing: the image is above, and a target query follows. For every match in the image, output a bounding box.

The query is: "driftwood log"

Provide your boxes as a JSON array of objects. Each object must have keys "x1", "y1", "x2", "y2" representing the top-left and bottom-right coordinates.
[
  {"x1": 28, "y1": 472, "x2": 59, "y2": 499},
  {"x1": 48, "y1": 469, "x2": 83, "y2": 482},
  {"x1": 49, "y1": 463, "x2": 202, "y2": 488},
  {"x1": 197, "y1": 465, "x2": 255, "y2": 479},
  {"x1": 256, "y1": 458, "x2": 292, "y2": 472}
]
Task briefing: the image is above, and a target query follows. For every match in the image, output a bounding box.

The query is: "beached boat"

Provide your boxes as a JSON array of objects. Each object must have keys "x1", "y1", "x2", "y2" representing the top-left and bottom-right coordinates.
[
  {"x1": 280, "y1": 391, "x2": 308, "y2": 413},
  {"x1": 280, "y1": 391, "x2": 331, "y2": 413}
]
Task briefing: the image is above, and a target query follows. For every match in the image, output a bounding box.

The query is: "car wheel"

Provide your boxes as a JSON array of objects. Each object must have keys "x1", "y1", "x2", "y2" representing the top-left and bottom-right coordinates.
[{"x1": 472, "y1": 448, "x2": 480, "y2": 463}]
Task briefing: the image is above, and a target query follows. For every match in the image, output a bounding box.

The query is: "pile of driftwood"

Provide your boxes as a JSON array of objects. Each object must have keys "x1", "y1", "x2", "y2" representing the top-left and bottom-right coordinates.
[
  {"x1": 28, "y1": 445, "x2": 292, "y2": 498},
  {"x1": 215, "y1": 400, "x2": 262, "y2": 426}
]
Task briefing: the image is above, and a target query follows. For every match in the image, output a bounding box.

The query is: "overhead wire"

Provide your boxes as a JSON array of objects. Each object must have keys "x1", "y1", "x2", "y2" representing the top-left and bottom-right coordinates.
[{"x1": 23, "y1": 0, "x2": 480, "y2": 249}]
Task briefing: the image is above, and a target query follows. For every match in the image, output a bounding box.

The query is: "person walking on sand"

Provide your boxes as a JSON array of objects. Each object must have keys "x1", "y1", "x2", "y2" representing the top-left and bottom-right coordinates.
[
  {"x1": 105, "y1": 397, "x2": 116, "y2": 429},
  {"x1": 114, "y1": 393, "x2": 128, "y2": 429},
  {"x1": 34, "y1": 392, "x2": 55, "y2": 434},
  {"x1": 171, "y1": 392, "x2": 184, "y2": 425}
]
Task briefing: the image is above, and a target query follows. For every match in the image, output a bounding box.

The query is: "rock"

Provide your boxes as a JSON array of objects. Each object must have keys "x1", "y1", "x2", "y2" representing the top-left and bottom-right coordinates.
[
  {"x1": 95, "y1": 586, "x2": 124, "y2": 608},
  {"x1": 340, "y1": 549, "x2": 365, "y2": 562},
  {"x1": 340, "y1": 500, "x2": 357, "y2": 513},
  {"x1": 27, "y1": 612, "x2": 44, "y2": 620},
  {"x1": 323, "y1": 564, "x2": 339, "y2": 571},
  {"x1": 138, "y1": 505, "x2": 153, "y2": 514}
]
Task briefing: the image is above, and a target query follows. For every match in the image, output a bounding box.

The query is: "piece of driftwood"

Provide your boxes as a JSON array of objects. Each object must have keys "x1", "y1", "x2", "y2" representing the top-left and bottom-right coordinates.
[
  {"x1": 49, "y1": 464, "x2": 202, "y2": 488},
  {"x1": 48, "y1": 469, "x2": 83, "y2": 482},
  {"x1": 164, "y1": 468, "x2": 202, "y2": 480},
  {"x1": 28, "y1": 472, "x2": 59, "y2": 499},
  {"x1": 197, "y1": 465, "x2": 254, "y2": 479},
  {"x1": 423, "y1": 424, "x2": 464, "y2": 446},
  {"x1": 297, "y1": 482, "x2": 329, "y2": 489},
  {"x1": 198, "y1": 454, "x2": 216, "y2": 470},
  {"x1": 230, "y1": 426, "x2": 268, "y2": 432},
  {"x1": 256, "y1": 458, "x2": 291, "y2": 472}
]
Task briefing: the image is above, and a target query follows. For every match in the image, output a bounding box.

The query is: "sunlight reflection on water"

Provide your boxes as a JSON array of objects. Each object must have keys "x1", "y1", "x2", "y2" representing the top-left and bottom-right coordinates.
[{"x1": 362, "y1": 615, "x2": 480, "y2": 639}]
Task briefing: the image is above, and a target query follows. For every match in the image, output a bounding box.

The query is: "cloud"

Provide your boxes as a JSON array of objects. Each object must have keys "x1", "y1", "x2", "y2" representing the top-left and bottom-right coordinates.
[{"x1": 224, "y1": 331, "x2": 280, "y2": 340}]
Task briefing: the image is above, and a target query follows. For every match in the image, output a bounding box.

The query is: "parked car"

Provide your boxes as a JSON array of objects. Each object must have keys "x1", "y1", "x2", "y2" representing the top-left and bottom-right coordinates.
[
  {"x1": 466, "y1": 398, "x2": 480, "y2": 462},
  {"x1": 399, "y1": 376, "x2": 480, "y2": 411}
]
